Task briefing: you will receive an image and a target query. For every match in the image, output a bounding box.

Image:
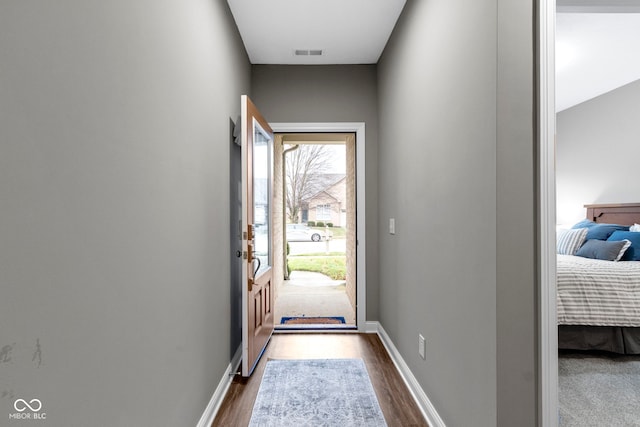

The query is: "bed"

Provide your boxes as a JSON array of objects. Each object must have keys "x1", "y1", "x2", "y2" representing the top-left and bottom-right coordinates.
[{"x1": 557, "y1": 203, "x2": 640, "y2": 354}]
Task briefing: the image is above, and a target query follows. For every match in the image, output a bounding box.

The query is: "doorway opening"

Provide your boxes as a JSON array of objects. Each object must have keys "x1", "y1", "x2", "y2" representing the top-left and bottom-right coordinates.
[
  {"x1": 272, "y1": 133, "x2": 357, "y2": 330},
  {"x1": 552, "y1": 5, "x2": 640, "y2": 426}
]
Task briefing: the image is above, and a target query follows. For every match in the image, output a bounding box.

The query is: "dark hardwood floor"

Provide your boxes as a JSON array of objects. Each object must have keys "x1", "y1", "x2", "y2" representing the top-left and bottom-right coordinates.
[{"x1": 212, "y1": 333, "x2": 428, "y2": 427}]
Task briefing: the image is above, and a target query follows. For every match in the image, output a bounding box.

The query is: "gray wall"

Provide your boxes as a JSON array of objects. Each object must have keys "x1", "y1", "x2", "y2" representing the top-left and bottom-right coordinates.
[
  {"x1": 496, "y1": 0, "x2": 537, "y2": 423},
  {"x1": 251, "y1": 65, "x2": 380, "y2": 319},
  {"x1": 0, "y1": 0, "x2": 540, "y2": 425},
  {"x1": 0, "y1": 1, "x2": 250, "y2": 425},
  {"x1": 377, "y1": 0, "x2": 536, "y2": 425},
  {"x1": 557, "y1": 79, "x2": 640, "y2": 225}
]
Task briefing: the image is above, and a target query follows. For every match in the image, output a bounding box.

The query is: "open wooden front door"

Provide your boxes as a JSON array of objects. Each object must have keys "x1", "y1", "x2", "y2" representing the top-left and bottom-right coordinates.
[{"x1": 241, "y1": 95, "x2": 275, "y2": 377}]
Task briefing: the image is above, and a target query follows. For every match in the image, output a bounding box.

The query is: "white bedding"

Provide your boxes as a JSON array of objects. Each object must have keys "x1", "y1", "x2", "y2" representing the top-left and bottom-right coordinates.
[{"x1": 557, "y1": 254, "x2": 640, "y2": 327}]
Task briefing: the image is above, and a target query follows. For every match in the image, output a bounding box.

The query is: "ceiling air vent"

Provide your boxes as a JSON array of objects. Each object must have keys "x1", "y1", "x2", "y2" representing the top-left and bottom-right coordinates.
[{"x1": 294, "y1": 49, "x2": 323, "y2": 56}]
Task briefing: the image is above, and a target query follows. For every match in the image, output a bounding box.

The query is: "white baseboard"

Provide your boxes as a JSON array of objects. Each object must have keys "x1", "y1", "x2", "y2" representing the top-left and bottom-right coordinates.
[
  {"x1": 196, "y1": 345, "x2": 242, "y2": 427},
  {"x1": 370, "y1": 321, "x2": 447, "y2": 427},
  {"x1": 365, "y1": 321, "x2": 380, "y2": 333}
]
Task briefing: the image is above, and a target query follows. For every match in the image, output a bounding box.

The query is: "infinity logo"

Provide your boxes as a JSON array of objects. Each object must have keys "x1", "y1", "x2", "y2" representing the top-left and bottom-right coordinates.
[{"x1": 14, "y1": 399, "x2": 42, "y2": 412}]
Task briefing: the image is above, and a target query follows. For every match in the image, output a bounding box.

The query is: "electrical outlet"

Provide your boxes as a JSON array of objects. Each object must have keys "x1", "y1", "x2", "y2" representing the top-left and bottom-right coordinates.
[
  {"x1": 389, "y1": 218, "x2": 395, "y2": 235},
  {"x1": 418, "y1": 334, "x2": 426, "y2": 359}
]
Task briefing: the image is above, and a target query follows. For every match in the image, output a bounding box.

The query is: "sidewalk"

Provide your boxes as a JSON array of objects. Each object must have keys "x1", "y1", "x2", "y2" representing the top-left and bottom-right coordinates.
[
  {"x1": 274, "y1": 271, "x2": 355, "y2": 326},
  {"x1": 285, "y1": 270, "x2": 346, "y2": 287}
]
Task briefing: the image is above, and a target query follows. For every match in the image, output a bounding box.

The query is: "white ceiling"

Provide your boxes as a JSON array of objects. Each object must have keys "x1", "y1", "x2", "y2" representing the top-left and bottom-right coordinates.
[
  {"x1": 556, "y1": 12, "x2": 640, "y2": 111},
  {"x1": 226, "y1": 0, "x2": 406, "y2": 65},
  {"x1": 227, "y1": 1, "x2": 640, "y2": 112}
]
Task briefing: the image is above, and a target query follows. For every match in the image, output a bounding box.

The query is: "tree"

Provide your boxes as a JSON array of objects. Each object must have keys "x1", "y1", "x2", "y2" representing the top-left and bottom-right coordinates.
[{"x1": 285, "y1": 145, "x2": 332, "y2": 223}]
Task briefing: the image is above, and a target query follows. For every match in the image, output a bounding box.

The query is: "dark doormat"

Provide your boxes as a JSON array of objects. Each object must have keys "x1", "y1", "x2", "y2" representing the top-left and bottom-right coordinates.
[{"x1": 280, "y1": 316, "x2": 346, "y2": 325}]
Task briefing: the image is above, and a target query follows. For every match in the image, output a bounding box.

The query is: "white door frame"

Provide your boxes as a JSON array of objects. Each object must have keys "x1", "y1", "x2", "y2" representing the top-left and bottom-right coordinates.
[
  {"x1": 540, "y1": 0, "x2": 557, "y2": 425},
  {"x1": 270, "y1": 122, "x2": 367, "y2": 331},
  {"x1": 539, "y1": 2, "x2": 640, "y2": 423}
]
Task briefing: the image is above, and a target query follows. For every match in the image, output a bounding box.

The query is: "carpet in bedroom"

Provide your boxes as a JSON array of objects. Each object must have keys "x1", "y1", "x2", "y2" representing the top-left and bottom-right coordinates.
[{"x1": 559, "y1": 352, "x2": 640, "y2": 426}]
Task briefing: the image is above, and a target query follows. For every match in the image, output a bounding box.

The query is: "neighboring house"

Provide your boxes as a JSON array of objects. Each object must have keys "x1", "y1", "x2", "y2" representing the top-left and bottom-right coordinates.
[{"x1": 302, "y1": 174, "x2": 346, "y2": 226}]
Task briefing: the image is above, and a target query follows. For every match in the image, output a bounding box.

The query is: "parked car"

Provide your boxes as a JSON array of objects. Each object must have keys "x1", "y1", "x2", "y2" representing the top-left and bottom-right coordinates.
[{"x1": 286, "y1": 224, "x2": 327, "y2": 242}]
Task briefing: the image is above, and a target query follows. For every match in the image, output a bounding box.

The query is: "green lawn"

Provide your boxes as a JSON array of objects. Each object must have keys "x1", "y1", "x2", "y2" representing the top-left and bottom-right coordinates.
[{"x1": 288, "y1": 255, "x2": 346, "y2": 280}]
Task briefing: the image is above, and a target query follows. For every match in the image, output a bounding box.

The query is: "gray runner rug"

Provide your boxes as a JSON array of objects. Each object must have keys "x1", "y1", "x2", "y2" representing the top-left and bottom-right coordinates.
[{"x1": 249, "y1": 358, "x2": 387, "y2": 427}]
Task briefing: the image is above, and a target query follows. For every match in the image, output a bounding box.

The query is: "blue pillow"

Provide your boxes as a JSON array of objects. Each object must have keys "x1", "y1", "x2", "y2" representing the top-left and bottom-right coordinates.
[
  {"x1": 608, "y1": 231, "x2": 640, "y2": 261},
  {"x1": 572, "y1": 219, "x2": 595, "y2": 229},
  {"x1": 575, "y1": 239, "x2": 631, "y2": 261},
  {"x1": 583, "y1": 223, "x2": 629, "y2": 240}
]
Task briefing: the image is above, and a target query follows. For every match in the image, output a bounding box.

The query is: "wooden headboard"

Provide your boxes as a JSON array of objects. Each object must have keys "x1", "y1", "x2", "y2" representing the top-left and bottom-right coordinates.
[{"x1": 585, "y1": 203, "x2": 640, "y2": 226}]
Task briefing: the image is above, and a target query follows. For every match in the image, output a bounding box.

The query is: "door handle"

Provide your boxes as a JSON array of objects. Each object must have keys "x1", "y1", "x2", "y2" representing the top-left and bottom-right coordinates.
[{"x1": 253, "y1": 257, "x2": 261, "y2": 276}]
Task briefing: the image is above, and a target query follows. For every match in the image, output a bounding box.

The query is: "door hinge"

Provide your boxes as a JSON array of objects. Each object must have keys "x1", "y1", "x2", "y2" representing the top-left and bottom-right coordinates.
[{"x1": 247, "y1": 243, "x2": 254, "y2": 262}]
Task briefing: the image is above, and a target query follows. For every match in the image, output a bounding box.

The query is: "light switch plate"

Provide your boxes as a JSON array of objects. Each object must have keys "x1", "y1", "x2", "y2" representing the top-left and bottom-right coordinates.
[{"x1": 389, "y1": 218, "x2": 395, "y2": 235}]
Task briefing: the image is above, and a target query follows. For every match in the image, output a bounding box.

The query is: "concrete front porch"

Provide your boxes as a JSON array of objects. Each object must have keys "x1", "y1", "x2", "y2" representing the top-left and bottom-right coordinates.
[{"x1": 274, "y1": 271, "x2": 356, "y2": 328}]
